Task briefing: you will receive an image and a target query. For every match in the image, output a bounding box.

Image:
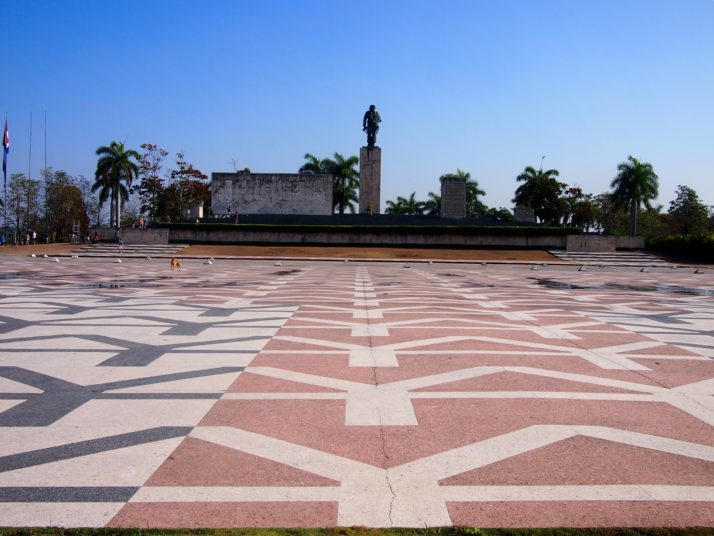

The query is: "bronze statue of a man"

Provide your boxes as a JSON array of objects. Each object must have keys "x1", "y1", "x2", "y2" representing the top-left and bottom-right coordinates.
[{"x1": 363, "y1": 104, "x2": 381, "y2": 148}]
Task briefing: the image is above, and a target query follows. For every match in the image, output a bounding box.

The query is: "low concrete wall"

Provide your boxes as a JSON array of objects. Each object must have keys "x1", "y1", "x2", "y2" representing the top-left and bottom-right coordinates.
[
  {"x1": 95, "y1": 228, "x2": 169, "y2": 244},
  {"x1": 566, "y1": 235, "x2": 644, "y2": 252},
  {"x1": 169, "y1": 227, "x2": 568, "y2": 248},
  {"x1": 613, "y1": 235, "x2": 646, "y2": 249}
]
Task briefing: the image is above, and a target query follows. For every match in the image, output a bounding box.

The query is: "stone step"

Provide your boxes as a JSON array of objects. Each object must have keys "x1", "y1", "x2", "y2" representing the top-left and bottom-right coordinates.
[
  {"x1": 548, "y1": 250, "x2": 674, "y2": 267},
  {"x1": 63, "y1": 244, "x2": 190, "y2": 257}
]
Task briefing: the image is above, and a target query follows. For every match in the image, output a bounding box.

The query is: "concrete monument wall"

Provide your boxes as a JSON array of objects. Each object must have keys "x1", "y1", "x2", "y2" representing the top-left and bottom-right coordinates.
[
  {"x1": 359, "y1": 147, "x2": 381, "y2": 214},
  {"x1": 211, "y1": 173, "x2": 333, "y2": 215},
  {"x1": 514, "y1": 207, "x2": 536, "y2": 223},
  {"x1": 440, "y1": 176, "x2": 467, "y2": 219}
]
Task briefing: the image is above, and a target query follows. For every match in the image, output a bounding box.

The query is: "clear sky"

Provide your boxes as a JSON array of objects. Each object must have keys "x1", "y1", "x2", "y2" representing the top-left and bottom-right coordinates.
[{"x1": 3, "y1": 0, "x2": 713, "y2": 211}]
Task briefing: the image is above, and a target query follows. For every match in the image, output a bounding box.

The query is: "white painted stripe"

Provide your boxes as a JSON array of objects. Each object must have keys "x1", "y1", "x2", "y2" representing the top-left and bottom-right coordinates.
[
  {"x1": 572, "y1": 426, "x2": 714, "y2": 461},
  {"x1": 247, "y1": 366, "x2": 355, "y2": 391},
  {"x1": 393, "y1": 425, "x2": 577, "y2": 481},
  {"x1": 190, "y1": 426, "x2": 374, "y2": 480}
]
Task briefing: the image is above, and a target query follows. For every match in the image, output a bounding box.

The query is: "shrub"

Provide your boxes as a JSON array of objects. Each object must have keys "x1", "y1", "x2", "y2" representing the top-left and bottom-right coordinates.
[{"x1": 647, "y1": 233, "x2": 714, "y2": 262}]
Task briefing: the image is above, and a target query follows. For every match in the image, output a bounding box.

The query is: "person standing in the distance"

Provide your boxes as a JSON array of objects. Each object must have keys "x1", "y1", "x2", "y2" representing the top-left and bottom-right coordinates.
[{"x1": 363, "y1": 104, "x2": 381, "y2": 148}]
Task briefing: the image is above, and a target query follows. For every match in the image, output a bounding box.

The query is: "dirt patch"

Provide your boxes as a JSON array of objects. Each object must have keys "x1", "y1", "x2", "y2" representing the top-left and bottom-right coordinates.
[
  {"x1": 0, "y1": 243, "x2": 79, "y2": 256},
  {"x1": 180, "y1": 244, "x2": 559, "y2": 262}
]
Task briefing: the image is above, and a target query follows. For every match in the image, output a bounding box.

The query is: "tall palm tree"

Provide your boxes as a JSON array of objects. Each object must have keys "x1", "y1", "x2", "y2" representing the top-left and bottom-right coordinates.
[
  {"x1": 94, "y1": 141, "x2": 140, "y2": 228},
  {"x1": 610, "y1": 155, "x2": 659, "y2": 235},
  {"x1": 325, "y1": 152, "x2": 359, "y2": 214},
  {"x1": 299, "y1": 153, "x2": 330, "y2": 174}
]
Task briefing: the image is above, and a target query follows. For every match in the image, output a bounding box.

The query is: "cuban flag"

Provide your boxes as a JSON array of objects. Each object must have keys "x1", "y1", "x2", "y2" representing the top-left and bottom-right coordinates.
[{"x1": 2, "y1": 117, "x2": 8, "y2": 187}]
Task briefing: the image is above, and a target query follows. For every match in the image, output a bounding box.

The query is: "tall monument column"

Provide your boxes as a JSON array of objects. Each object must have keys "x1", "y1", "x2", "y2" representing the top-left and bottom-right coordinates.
[
  {"x1": 360, "y1": 104, "x2": 382, "y2": 214},
  {"x1": 359, "y1": 146, "x2": 381, "y2": 214}
]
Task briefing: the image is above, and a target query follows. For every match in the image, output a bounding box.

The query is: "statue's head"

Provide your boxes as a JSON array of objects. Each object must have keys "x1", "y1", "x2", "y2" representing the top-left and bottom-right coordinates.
[{"x1": 369, "y1": 104, "x2": 376, "y2": 111}]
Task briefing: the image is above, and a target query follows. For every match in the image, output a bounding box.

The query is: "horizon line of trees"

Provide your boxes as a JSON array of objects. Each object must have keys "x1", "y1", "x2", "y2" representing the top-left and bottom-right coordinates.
[
  {"x1": 382, "y1": 155, "x2": 712, "y2": 238},
  {"x1": 3, "y1": 147, "x2": 711, "y2": 243}
]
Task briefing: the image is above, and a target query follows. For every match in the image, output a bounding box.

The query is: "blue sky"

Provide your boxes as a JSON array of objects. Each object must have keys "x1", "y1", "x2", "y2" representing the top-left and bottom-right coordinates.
[{"x1": 3, "y1": 0, "x2": 713, "y2": 211}]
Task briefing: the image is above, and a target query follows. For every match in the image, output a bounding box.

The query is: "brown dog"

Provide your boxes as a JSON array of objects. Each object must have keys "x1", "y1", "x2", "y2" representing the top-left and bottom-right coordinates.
[{"x1": 170, "y1": 257, "x2": 182, "y2": 271}]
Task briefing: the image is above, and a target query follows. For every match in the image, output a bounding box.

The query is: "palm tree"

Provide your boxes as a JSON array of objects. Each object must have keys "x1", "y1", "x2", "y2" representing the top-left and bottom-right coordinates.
[
  {"x1": 385, "y1": 192, "x2": 424, "y2": 215},
  {"x1": 513, "y1": 165, "x2": 565, "y2": 224},
  {"x1": 325, "y1": 152, "x2": 359, "y2": 214},
  {"x1": 90, "y1": 173, "x2": 114, "y2": 225},
  {"x1": 423, "y1": 192, "x2": 441, "y2": 216},
  {"x1": 94, "y1": 141, "x2": 140, "y2": 228},
  {"x1": 299, "y1": 153, "x2": 330, "y2": 174},
  {"x1": 610, "y1": 155, "x2": 659, "y2": 235}
]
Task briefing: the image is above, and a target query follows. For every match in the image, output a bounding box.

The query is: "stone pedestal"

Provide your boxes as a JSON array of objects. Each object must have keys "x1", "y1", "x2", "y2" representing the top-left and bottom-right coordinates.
[
  {"x1": 359, "y1": 146, "x2": 381, "y2": 214},
  {"x1": 440, "y1": 176, "x2": 467, "y2": 219}
]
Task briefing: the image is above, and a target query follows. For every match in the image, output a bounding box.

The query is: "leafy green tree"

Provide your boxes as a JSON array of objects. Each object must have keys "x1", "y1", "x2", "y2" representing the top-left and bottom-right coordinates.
[
  {"x1": 562, "y1": 187, "x2": 597, "y2": 230},
  {"x1": 610, "y1": 155, "x2": 659, "y2": 235},
  {"x1": 385, "y1": 192, "x2": 424, "y2": 215},
  {"x1": 94, "y1": 141, "x2": 140, "y2": 228},
  {"x1": 637, "y1": 206, "x2": 670, "y2": 241},
  {"x1": 562, "y1": 187, "x2": 583, "y2": 226},
  {"x1": 7, "y1": 173, "x2": 41, "y2": 238},
  {"x1": 325, "y1": 153, "x2": 359, "y2": 214},
  {"x1": 593, "y1": 193, "x2": 628, "y2": 235},
  {"x1": 513, "y1": 166, "x2": 566, "y2": 224},
  {"x1": 136, "y1": 143, "x2": 168, "y2": 223},
  {"x1": 668, "y1": 185, "x2": 709, "y2": 235},
  {"x1": 485, "y1": 207, "x2": 515, "y2": 222},
  {"x1": 160, "y1": 152, "x2": 209, "y2": 221},
  {"x1": 571, "y1": 196, "x2": 597, "y2": 231},
  {"x1": 45, "y1": 170, "x2": 87, "y2": 241},
  {"x1": 76, "y1": 174, "x2": 102, "y2": 228}
]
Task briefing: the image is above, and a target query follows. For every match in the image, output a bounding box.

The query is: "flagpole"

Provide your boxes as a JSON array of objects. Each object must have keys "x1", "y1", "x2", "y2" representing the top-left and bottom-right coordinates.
[
  {"x1": 3, "y1": 113, "x2": 6, "y2": 234},
  {"x1": 28, "y1": 112, "x2": 32, "y2": 181},
  {"x1": 44, "y1": 111, "x2": 48, "y2": 243},
  {"x1": 44, "y1": 110, "x2": 47, "y2": 173}
]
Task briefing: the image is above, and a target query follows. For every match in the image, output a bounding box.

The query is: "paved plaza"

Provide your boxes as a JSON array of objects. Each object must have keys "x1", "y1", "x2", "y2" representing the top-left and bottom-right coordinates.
[{"x1": 0, "y1": 256, "x2": 712, "y2": 528}]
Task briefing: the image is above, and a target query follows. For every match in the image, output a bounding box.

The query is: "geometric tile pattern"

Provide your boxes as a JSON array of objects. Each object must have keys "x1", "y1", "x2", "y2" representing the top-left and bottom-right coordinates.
[{"x1": 0, "y1": 257, "x2": 712, "y2": 528}]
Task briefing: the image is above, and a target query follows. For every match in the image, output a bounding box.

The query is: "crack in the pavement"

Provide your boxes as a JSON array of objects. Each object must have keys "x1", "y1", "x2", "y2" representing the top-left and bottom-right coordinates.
[
  {"x1": 379, "y1": 409, "x2": 396, "y2": 527},
  {"x1": 358, "y1": 269, "x2": 396, "y2": 526}
]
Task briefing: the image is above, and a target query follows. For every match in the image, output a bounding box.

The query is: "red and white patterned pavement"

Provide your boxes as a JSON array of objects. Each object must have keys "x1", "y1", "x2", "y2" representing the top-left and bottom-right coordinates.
[{"x1": 0, "y1": 257, "x2": 712, "y2": 528}]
